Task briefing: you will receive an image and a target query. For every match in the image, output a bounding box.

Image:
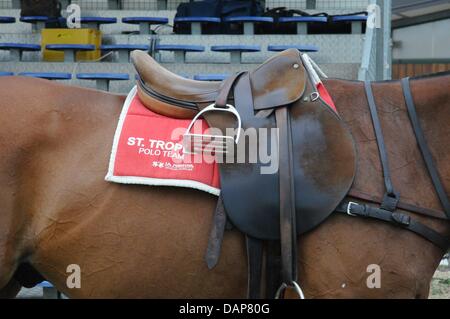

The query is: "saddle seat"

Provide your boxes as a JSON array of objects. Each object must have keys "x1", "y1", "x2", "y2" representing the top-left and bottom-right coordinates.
[{"x1": 131, "y1": 49, "x2": 307, "y2": 118}]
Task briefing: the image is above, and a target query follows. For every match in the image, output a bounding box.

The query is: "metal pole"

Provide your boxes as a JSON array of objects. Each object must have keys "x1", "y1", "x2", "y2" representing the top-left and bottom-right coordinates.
[{"x1": 383, "y1": 0, "x2": 393, "y2": 80}]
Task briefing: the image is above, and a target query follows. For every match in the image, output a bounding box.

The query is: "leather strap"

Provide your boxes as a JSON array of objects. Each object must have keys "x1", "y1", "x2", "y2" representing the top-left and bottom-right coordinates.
[
  {"x1": 265, "y1": 241, "x2": 282, "y2": 298},
  {"x1": 215, "y1": 72, "x2": 246, "y2": 108},
  {"x1": 336, "y1": 201, "x2": 450, "y2": 250},
  {"x1": 246, "y1": 236, "x2": 263, "y2": 299},
  {"x1": 275, "y1": 106, "x2": 298, "y2": 287},
  {"x1": 402, "y1": 78, "x2": 450, "y2": 219},
  {"x1": 364, "y1": 81, "x2": 399, "y2": 210},
  {"x1": 205, "y1": 194, "x2": 227, "y2": 269},
  {"x1": 348, "y1": 189, "x2": 448, "y2": 220}
]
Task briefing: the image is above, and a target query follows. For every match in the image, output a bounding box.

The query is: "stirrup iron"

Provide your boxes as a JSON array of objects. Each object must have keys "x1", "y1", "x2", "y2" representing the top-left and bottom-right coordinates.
[
  {"x1": 183, "y1": 103, "x2": 242, "y2": 155},
  {"x1": 275, "y1": 281, "x2": 305, "y2": 299}
]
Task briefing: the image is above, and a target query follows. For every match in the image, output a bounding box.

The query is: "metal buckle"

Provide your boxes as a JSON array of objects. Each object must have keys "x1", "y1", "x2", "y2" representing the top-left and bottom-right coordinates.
[
  {"x1": 275, "y1": 281, "x2": 305, "y2": 299},
  {"x1": 183, "y1": 103, "x2": 242, "y2": 155},
  {"x1": 310, "y1": 91, "x2": 320, "y2": 102},
  {"x1": 347, "y1": 202, "x2": 358, "y2": 217}
]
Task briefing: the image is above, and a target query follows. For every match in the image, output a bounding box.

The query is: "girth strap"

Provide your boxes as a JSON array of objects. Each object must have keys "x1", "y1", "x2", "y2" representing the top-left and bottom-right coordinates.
[
  {"x1": 275, "y1": 106, "x2": 298, "y2": 292},
  {"x1": 401, "y1": 78, "x2": 450, "y2": 219},
  {"x1": 336, "y1": 201, "x2": 450, "y2": 250},
  {"x1": 364, "y1": 81, "x2": 399, "y2": 211}
]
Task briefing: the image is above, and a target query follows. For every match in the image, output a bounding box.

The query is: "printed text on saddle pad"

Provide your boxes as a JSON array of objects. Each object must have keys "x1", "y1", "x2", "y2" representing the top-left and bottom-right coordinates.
[{"x1": 106, "y1": 87, "x2": 221, "y2": 195}]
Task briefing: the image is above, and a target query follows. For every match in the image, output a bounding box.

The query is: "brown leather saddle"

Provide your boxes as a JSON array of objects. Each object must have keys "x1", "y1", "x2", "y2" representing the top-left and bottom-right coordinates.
[{"x1": 131, "y1": 49, "x2": 357, "y2": 298}]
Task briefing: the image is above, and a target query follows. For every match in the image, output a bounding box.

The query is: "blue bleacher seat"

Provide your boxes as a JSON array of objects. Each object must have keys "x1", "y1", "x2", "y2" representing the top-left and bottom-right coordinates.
[
  {"x1": 76, "y1": 73, "x2": 130, "y2": 91},
  {"x1": 101, "y1": 44, "x2": 150, "y2": 62},
  {"x1": 173, "y1": 17, "x2": 221, "y2": 35},
  {"x1": 0, "y1": 43, "x2": 41, "y2": 61},
  {"x1": 279, "y1": 16, "x2": 328, "y2": 34},
  {"x1": 268, "y1": 45, "x2": 319, "y2": 52},
  {"x1": 18, "y1": 72, "x2": 72, "y2": 80},
  {"x1": 332, "y1": 15, "x2": 368, "y2": 22},
  {"x1": 0, "y1": 16, "x2": 16, "y2": 24},
  {"x1": 333, "y1": 15, "x2": 367, "y2": 34},
  {"x1": 122, "y1": 17, "x2": 169, "y2": 34},
  {"x1": 211, "y1": 45, "x2": 261, "y2": 64},
  {"x1": 59, "y1": 17, "x2": 117, "y2": 29},
  {"x1": 0, "y1": 72, "x2": 14, "y2": 76},
  {"x1": 224, "y1": 16, "x2": 274, "y2": 34},
  {"x1": 155, "y1": 44, "x2": 205, "y2": 63},
  {"x1": 19, "y1": 16, "x2": 56, "y2": 32},
  {"x1": 194, "y1": 74, "x2": 230, "y2": 81},
  {"x1": 19, "y1": 16, "x2": 49, "y2": 23},
  {"x1": 46, "y1": 44, "x2": 96, "y2": 62},
  {"x1": 279, "y1": 16, "x2": 328, "y2": 23}
]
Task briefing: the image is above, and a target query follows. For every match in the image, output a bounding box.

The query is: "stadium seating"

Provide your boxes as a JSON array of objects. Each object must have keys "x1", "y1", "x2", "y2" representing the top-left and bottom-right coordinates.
[
  {"x1": 0, "y1": 43, "x2": 41, "y2": 61},
  {"x1": 0, "y1": 16, "x2": 16, "y2": 24},
  {"x1": 173, "y1": 17, "x2": 221, "y2": 35},
  {"x1": 211, "y1": 45, "x2": 261, "y2": 64},
  {"x1": 224, "y1": 16, "x2": 274, "y2": 35},
  {"x1": 46, "y1": 44, "x2": 96, "y2": 62},
  {"x1": 76, "y1": 73, "x2": 130, "y2": 91},
  {"x1": 278, "y1": 16, "x2": 328, "y2": 34},
  {"x1": 193, "y1": 74, "x2": 230, "y2": 81},
  {"x1": 122, "y1": 17, "x2": 169, "y2": 34},
  {"x1": 19, "y1": 16, "x2": 55, "y2": 32},
  {"x1": 332, "y1": 15, "x2": 368, "y2": 34},
  {"x1": 101, "y1": 44, "x2": 150, "y2": 62},
  {"x1": 155, "y1": 44, "x2": 205, "y2": 63},
  {"x1": 268, "y1": 44, "x2": 319, "y2": 52},
  {"x1": 18, "y1": 72, "x2": 72, "y2": 80},
  {"x1": 59, "y1": 17, "x2": 117, "y2": 30}
]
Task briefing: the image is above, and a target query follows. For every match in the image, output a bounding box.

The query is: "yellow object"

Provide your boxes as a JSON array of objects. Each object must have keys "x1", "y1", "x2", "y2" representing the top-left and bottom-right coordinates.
[{"x1": 41, "y1": 28, "x2": 101, "y2": 62}]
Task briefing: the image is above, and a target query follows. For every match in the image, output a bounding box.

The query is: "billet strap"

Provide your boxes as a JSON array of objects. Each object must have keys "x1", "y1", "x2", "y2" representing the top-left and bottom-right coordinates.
[
  {"x1": 215, "y1": 72, "x2": 246, "y2": 108},
  {"x1": 336, "y1": 201, "x2": 450, "y2": 250},
  {"x1": 265, "y1": 241, "x2": 282, "y2": 298},
  {"x1": 205, "y1": 194, "x2": 227, "y2": 270},
  {"x1": 402, "y1": 77, "x2": 450, "y2": 219},
  {"x1": 275, "y1": 106, "x2": 298, "y2": 287},
  {"x1": 364, "y1": 81, "x2": 399, "y2": 211},
  {"x1": 246, "y1": 236, "x2": 264, "y2": 299}
]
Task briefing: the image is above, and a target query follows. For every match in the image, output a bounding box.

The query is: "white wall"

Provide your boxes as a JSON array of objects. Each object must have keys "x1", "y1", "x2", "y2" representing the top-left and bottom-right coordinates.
[{"x1": 393, "y1": 18, "x2": 450, "y2": 60}]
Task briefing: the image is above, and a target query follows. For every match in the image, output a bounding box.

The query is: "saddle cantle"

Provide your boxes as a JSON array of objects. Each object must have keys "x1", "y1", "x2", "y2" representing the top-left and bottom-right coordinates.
[{"x1": 131, "y1": 49, "x2": 357, "y2": 298}]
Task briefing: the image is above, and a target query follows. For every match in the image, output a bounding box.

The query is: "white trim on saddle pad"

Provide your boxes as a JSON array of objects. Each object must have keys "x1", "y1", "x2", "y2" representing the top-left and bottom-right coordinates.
[{"x1": 105, "y1": 86, "x2": 220, "y2": 196}]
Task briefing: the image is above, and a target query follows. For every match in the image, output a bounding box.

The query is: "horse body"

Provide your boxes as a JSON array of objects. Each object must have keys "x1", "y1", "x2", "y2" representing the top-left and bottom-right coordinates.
[{"x1": 0, "y1": 75, "x2": 449, "y2": 298}]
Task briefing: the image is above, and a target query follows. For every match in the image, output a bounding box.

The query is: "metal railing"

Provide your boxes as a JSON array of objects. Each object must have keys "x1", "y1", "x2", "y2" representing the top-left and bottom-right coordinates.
[{"x1": 358, "y1": 0, "x2": 392, "y2": 81}]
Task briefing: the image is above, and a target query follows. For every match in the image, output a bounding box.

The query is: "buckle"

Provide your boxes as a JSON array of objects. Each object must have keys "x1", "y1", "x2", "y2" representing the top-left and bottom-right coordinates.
[
  {"x1": 310, "y1": 91, "x2": 320, "y2": 102},
  {"x1": 391, "y1": 212, "x2": 411, "y2": 226},
  {"x1": 347, "y1": 202, "x2": 359, "y2": 217}
]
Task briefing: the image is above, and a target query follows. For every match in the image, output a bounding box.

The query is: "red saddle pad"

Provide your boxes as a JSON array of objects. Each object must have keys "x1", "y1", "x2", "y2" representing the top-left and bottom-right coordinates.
[{"x1": 105, "y1": 87, "x2": 221, "y2": 195}]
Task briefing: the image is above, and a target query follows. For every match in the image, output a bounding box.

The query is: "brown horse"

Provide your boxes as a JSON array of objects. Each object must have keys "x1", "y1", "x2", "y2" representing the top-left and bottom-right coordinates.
[{"x1": 0, "y1": 72, "x2": 449, "y2": 299}]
